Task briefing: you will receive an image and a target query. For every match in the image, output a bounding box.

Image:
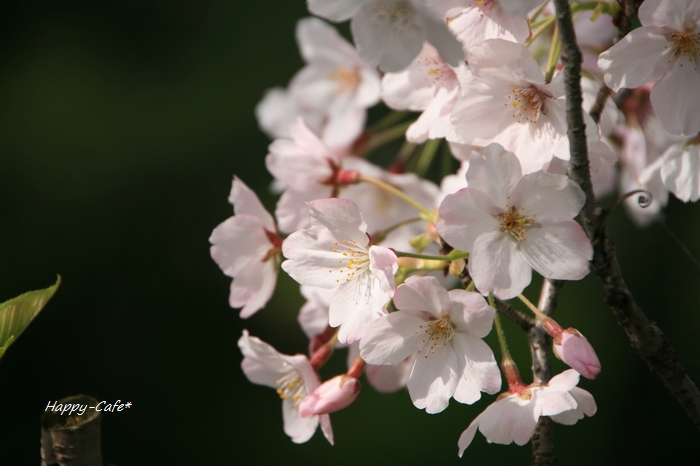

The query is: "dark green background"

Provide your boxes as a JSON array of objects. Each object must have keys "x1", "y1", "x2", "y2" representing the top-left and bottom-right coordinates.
[{"x1": 1, "y1": 2, "x2": 699, "y2": 464}]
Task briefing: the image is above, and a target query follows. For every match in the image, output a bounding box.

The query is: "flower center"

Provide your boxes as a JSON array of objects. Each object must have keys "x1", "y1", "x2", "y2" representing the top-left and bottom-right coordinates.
[
  {"x1": 328, "y1": 67, "x2": 361, "y2": 92},
  {"x1": 416, "y1": 55, "x2": 457, "y2": 88},
  {"x1": 370, "y1": 1, "x2": 414, "y2": 33},
  {"x1": 506, "y1": 85, "x2": 551, "y2": 124},
  {"x1": 276, "y1": 372, "x2": 306, "y2": 409},
  {"x1": 669, "y1": 29, "x2": 700, "y2": 66},
  {"x1": 498, "y1": 205, "x2": 534, "y2": 242},
  {"x1": 328, "y1": 239, "x2": 370, "y2": 284},
  {"x1": 417, "y1": 316, "x2": 455, "y2": 358}
]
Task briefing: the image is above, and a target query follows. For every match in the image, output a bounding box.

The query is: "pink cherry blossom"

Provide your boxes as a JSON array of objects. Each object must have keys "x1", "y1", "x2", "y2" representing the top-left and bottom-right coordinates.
[
  {"x1": 458, "y1": 370, "x2": 594, "y2": 456},
  {"x1": 449, "y1": 39, "x2": 599, "y2": 174},
  {"x1": 238, "y1": 330, "x2": 333, "y2": 445},
  {"x1": 298, "y1": 375, "x2": 361, "y2": 417},
  {"x1": 598, "y1": 0, "x2": 700, "y2": 135},
  {"x1": 308, "y1": 0, "x2": 464, "y2": 72},
  {"x1": 438, "y1": 144, "x2": 593, "y2": 299},
  {"x1": 209, "y1": 177, "x2": 281, "y2": 318},
  {"x1": 544, "y1": 319, "x2": 602, "y2": 380},
  {"x1": 360, "y1": 276, "x2": 500, "y2": 413},
  {"x1": 281, "y1": 198, "x2": 398, "y2": 343}
]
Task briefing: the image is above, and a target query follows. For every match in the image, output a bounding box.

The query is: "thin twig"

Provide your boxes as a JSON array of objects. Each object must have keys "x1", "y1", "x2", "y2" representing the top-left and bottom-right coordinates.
[
  {"x1": 553, "y1": 0, "x2": 700, "y2": 431},
  {"x1": 495, "y1": 298, "x2": 534, "y2": 332},
  {"x1": 529, "y1": 279, "x2": 563, "y2": 466}
]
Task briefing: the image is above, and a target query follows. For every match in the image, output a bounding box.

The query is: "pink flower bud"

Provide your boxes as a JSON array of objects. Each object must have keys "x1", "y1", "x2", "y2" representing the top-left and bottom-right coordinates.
[
  {"x1": 553, "y1": 329, "x2": 601, "y2": 380},
  {"x1": 298, "y1": 375, "x2": 361, "y2": 418}
]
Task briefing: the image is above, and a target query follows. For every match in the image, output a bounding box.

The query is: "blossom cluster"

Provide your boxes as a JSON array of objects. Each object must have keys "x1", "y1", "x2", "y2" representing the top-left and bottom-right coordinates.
[{"x1": 210, "y1": 0, "x2": 699, "y2": 457}]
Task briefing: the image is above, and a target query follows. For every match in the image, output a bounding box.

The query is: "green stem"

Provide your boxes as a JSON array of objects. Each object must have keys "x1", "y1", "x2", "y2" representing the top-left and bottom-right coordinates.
[
  {"x1": 415, "y1": 139, "x2": 441, "y2": 176},
  {"x1": 489, "y1": 294, "x2": 515, "y2": 365},
  {"x1": 529, "y1": 0, "x2": 551, "y2": 22},
  {"x1": 544, "y1": 22, "x2": 561, "y2": 83},
  {"x1": 372, "y1": 217, "x2": 422, "y2": 244},
  {"x1": 394, "y1": 250, "x2": 470, "y2": 261},
  {"x1": 358, "y1": 174, "x2": 434, "y2": 218},
  {"x1": 518, "y1": 293, "x2": 547, "y2": 321},
  {"x1": 364, "y1": 121, "x2": 413, "y2": 154},
  {"x1": 370, "y1": 110, "x2": 410, "y2": 132},
  {"x1": 466, "y1": 281, "x2": 476, "y2": 292}
]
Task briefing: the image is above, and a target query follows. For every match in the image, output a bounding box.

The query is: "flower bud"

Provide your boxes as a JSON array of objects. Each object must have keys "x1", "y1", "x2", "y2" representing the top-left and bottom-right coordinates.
[
  {"x1": 553, "y1": 329, "x2": 601, "y2": 380},
  {"x1": 298, "y1": 375, "x2": 361, "y2": 418}
]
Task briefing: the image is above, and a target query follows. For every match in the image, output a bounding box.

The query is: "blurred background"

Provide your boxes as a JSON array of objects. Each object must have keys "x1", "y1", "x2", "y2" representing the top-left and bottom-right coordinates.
[{"x1": 1, "y1": 1, "x2": 700, "y2": 464}]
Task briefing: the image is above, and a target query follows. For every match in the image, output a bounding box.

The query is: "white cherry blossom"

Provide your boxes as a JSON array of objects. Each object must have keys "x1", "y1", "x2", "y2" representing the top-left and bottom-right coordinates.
[
  {"x1": 449, "y1": 39, "x2": 599, "y2": 174},
  {"x1": 209, "y1": 177, "x2": 281, "y2": 318},
  {"x1": 238, "y1": 330, "x2": 333, "y2": 445},
  {"x1": 437, "y1": 144, "x2": 592, "y2": 299},
  {"x1": 360, "y1": 276, "x2": 500, "y2": 413},
  {"x1": 308, "y1": 0, "x2": 465, "y2": 72},
  {"x1": 381, "y1": 42, "x2": 468, "y2": 143},
  {"x1": 458, "y1": 370, "x2": 594, "y2": 456},
  {"x1": 282, "y1": 198, "x2": 398, "y2": 343},
  {"x1": 639, "y1": 138, "x2": 700, "y2": 203},
  {"x1": 598, "y1": 0, "x2": 700, "y2": 135}
]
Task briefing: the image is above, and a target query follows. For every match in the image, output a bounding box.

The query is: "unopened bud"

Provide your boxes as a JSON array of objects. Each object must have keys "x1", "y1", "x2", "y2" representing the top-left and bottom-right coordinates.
[
  {"x1": 298, "y1": 375, "x2": 361, "y2": 417},
  {"x1": 553, "y1": 328, "x2": 601, "y2": 380}
]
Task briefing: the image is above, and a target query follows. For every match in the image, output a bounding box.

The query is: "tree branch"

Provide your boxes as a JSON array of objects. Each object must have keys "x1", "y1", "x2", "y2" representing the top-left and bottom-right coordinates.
[
  {"x1": 530, "y1": 279, "x2": 563, "y2": 466},
  {"x1": 553, "y1": 0, "x2": 700, "y2": 431}
]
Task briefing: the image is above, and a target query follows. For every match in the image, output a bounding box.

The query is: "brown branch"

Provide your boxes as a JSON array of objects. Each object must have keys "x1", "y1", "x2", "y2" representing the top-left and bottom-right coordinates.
[
  {"x1": 530, "y1": 279, "x2": 563, "y2": 466},
  {"x1": 554, "y1": 0, "x2": 700, "y2": 431},
  {"x1": 494, "y1": 297, "x2": 534, "y2": 332}
]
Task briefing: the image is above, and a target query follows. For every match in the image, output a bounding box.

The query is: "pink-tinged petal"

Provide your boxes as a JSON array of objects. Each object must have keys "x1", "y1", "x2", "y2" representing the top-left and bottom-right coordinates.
[
  {"x1": 319, "y1": 413, "x2": 334, "y2": 445},
  {"x1": 307, "y1": 0, "x2": 366, "y2": 22},
  {"x1": 457, "y1": 417, "x2": 480, "y2": 457},
  {"x1": 210, "y1": 216, "x2": 270, "y2": 277},
  {"x1": 452, "y1": 334, "x2": 501, "y2": 404},
  {"x1": 282, "y1": 399, "x2": 319, "y2": 444},
  {"x1": 322, "y1": 104, "x2": 367, "y2": 148},
  {"x1": 229, "y1": 176, "x2": 276, "y2": 232},
  {"x1": 329, "y1": 278, "x2": 389, "y2": 344},
  {"x1": 499, "y1": 0, "x2": 543, "y2": 17},
  {"x1": 639, "y1": 0, "x2": 700, "y2": 30},
  {"x1": 467, "y1": 144, "x2": 523, "y2": 206},
  {"x1": 366, "y1": 355, "x2": 414, "y2": 393},
  {"x1": 537, "y1": 389, "x2": 577, "y2": 417},
  {"x1": 408, "y1": 343, "x2": 458, "y2": 413},
  {"x1": 417, "y1": 2, "x2": 465, "y2": 68},
  {"x1": 359, "y1": 311, "x2": 426, "y2": 365},
  {"x1": 369, "y1": 246, "x2": 398, "y2": 296},
  {"x1": 405, "y1": 86, "x2": 461, "y2": 143},
  {"x1": 298, "y1": 286, "x2": 334, "y2": 338},
  {"x1": 447, "y1": 290, "x2": 494, "y2": 338},
  {"x1": 238, "y1": 330, "x2": 290, "y2": 387},
  {"x1": 651, "y1": 54, "x2": 700, "y2": 136},
  {"x1": 550, "y1": 387, "x2": 597, "y2": 425},
  {"x1": 478, "y1": 395, "x2": 538, "y2": 446},
  {"x1": 296, "y1": 16, "x2": 358, "y2": 64},
  {"x1": 660, "y1": 143, "x2": 700, "y2": 202},
  {"x1": 509, "y1": 172, "x2": 586, "y2": 223},
  {"x1": 308, "y1": 198, "x2": 370, "y2": 246},
  {"x1": 299, "y1": 375, "x2": 361, "y2": 417},
  {"x1": 393, "y1": 275, "x2": 452, "y2": 318},
  {"x1": 468, "y1": 39, "x2": 545, "y2": 85},
  {"x1": 518, "y1": 221, "x2": 592, "y2": 281},
  {"x1": 275, "y1": 187, "x2": 331, "y2": 234},
  {"x1": 546, "y1": 369, "x2": 581, "y2": 393},
  {"x1": 468, "y1": 231, "x2": 532, "y2": 299},
  {"x1": 598, "y1": 27, "x2": 671, "y2": 91},
  {"x1": 438, "y1": 188, "x2": 500, "y2": 252},
  {"x1": 236, "y1": 260, "x2": 278, "y2": 319}
]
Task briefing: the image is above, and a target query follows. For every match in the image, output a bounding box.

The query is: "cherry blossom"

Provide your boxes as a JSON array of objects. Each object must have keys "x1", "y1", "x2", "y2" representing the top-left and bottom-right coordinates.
[
  {"x1": 381, "y1": 42, "x2": 468, "y2": 143},
  {"x1": 289, "y1": 17, "x2": 381, "y2": 147},
  {"x1": 429, "y1": 0, "x2": 530, "y2": 49},
  {"x1": 299, "y1": 375, "x2": 361, "y2": 417},
  {"x1": 209, "y1": 177, "x2": 281, "y2": 318},
  {"x1": 238, "y1": 330, "x2": 333, "y2": 444},
  {"x1": 438, "y1": 144, "x2": 592, "y2": 299},
  {"x1": 449, "y1": 39, "x2": 599, "y2": 174},
  {"x1": 598, "y1": 0, "x2": 700, "y2": 135},
  {"x1": 308, "y1": 0, "x2": 464, "y2": 72},
  {"x1": 281, "y1": 198, "x2": 398, "y2": 343},
  {"x1": 360, "y1": 276, "x2": 500, "y2": 413},
  {"x1": 543, "y1": 318, "x2": 602, "y2": 380},
  {"x1": 458, "y1": 370, "x2": 593, "y2": 456}
]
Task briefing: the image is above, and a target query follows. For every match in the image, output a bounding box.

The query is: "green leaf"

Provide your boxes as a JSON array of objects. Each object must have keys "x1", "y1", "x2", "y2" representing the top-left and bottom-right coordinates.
[{"x1": 0, "y1": 276, "x2": 61, "y2": 359}]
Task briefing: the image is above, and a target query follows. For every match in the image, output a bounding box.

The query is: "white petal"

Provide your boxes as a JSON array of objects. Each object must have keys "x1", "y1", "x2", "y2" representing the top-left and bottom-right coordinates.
[
  {"x1": 330, "y1": 276, "x2": 389, "y2": 343},
  {"x1": 307, "y1": 0, "x2": 366, "y2": 21},
  {"x1": 639, "y1": 0, "x2": 700, "y2": 30},
  {"x1": 510, "y1": 172, "x2": 586, "y2": 224},
  {"x1": 283, "y1": 399, "x2": 319, "y2": 444},
  {"x1": 466, "y1": 144, "x2": 523, "y2": 206},
  {"x1": 407, "y1": 343, "x2": 458, "y2": 413},
  {"x1": 598, "y1": 27, "x2": 671, "y2": 91},
  {"x1": 452, "y1": 334, "x2": 501, "y2": 405},
  {"x1": 549, "y1": 387, "x2": 597, "y2": 425},
  {"x1": 477, "y1": 395, "x2": 538, "y2": 446},
  {"x1": 360, "y1": 311, "x2": 426, "y2": 365},
  {"x1": 438, "y1": 188, "x2": 500, "y2": 252},
  {"x1": 308, "y1": 198, "x2": 370, "y2": 245},
  {"x1": 393, "y1": 275, "x2": 452, "y2": 317},
  {"x1": 518, "y1": 221, "x2": 593, "y2": 280},
  {"x1": 457, "y1": 417, "x2": 480, "y2": 457},
  {"x1": 468, "y1": 230, "x2": 532, "y2": 299},
  {"x1": 229, "y1": 176, "x2": 276, "y2": 232},
  {"x1": 650, "y1": 53, "x2": 700, "y2": 136},
  {"x1": 369, "y1": 246, "x2": 398, "y2": 296},
  {"x1": 447, "y1": 290, "x2": 494, "y2": 338},
  {"x1": 660, "y1": 143, "x2": 700, "y2": 202}
]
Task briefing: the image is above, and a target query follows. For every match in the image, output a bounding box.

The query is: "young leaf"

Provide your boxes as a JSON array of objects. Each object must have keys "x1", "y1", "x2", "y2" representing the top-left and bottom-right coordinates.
[{"x1": 0, "y1": 276, "x2": 61, "y2": 359}]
